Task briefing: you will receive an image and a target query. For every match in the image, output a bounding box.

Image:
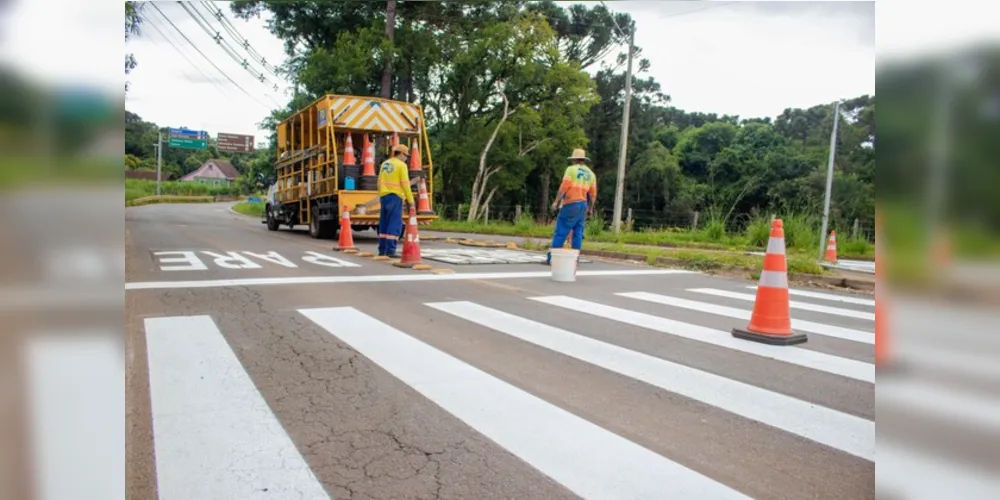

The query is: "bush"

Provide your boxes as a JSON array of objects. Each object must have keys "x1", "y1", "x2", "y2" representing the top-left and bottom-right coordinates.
[
  {"x1": 744, "y1": 215, "x2": 772, "y2": 248},
  {"x1": 701, "y1": 219, "x2": 726, "y2": 241},
  {"x1": 585, "y1": 216, "x2": 605, "y2": 238},
  {"x1": 839, "y1": 237, "x2": 874, "y2": 258},
  {"x1": 782, "y1": 213, "x2": 819, "y2": 251}
]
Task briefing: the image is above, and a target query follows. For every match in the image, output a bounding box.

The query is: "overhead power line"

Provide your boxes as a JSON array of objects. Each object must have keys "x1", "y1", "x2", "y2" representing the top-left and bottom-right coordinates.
[
  {"x1": 179, "y1": 1, "x2": 282, "y2": 99},
  {"x1": 201, "y1": 1, "x2": 283, "y2": 77},
  {"x1": 149, "y1": 2, "x2": 272, "y2": 109},
  {"x1": 144, "y1": 10, "x2": 236, "y2": 103}
]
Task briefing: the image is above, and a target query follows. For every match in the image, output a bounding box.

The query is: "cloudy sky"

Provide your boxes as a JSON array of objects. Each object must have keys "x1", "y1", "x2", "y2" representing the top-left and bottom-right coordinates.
[{"x1": 5, "y1": 0, "x2": 996, "y2": 144}]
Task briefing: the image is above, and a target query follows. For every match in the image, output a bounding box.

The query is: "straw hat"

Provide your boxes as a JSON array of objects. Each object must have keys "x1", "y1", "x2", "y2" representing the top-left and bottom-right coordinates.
[
  {"x1": 567, "y1": 148, "x2": 590, "y2": 162},
  {"x1": 391, "y1": 144, "x2": 410, "y2": 156}
]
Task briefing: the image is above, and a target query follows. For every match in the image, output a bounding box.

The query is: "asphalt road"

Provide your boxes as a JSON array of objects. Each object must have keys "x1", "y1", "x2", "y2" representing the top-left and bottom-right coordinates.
[{"x1": 122, "y1": 202, "x2": 885, "y2": 500}]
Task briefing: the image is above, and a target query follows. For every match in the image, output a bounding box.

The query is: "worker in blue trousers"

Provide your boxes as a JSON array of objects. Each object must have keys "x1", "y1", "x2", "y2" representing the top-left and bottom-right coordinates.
[
  {"x1": 547, "y1": 148, "x2": 597, "y2": 265},
  {"x1": 377, "y1": 144, "x2": 415, "y2": 257}
]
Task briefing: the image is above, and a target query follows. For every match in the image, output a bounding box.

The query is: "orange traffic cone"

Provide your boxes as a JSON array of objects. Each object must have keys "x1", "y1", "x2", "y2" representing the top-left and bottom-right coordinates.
[
  {"x1": 408, "y1": 142, "x2": 422, "y2": 172},
  {"x1": 342, "y1": 134, "x2": 357, "y2": 165},
  {"x1": 361, "y1": 134, "x2": 376, "y2": 176},
  {"x1": 824, "y1": 230, "x2": 838, "y2": 263},
  {"x1": 336, "y1": 205, "x2": 358, "y2": 253},
  {"x1": 732, "y1": 218, "x2": 807, "y2": 345},
  {"x1": 416, "y1": 177, "x2": 434, "y2": 215},
  {"x1": 391, "y1": 132, "x2": 400, "y2": 148},
  {"x1": 393, "y1": 206, "x2": 430, "y2": 270}
]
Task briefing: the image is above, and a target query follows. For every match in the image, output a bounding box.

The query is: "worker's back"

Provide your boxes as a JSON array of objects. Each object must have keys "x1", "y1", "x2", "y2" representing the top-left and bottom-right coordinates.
[
  {"x1": 559, "y1": 164, "x2": 597, "y2": 205},
  {"x1": 377, "y1": 157, "x2": 413, "y2": 203}
]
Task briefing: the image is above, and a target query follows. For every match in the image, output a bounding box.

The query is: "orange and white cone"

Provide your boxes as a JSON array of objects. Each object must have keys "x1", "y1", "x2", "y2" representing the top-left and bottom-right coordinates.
[
  {"x1": 391, "y1": 132, "x2": 400, "y2": 148},
  {"x1": 393, "y1": 207, "x2": 430, "y2": 270},
  {"x1": 416, "y1": 177, "x2": 434, "y2": 215},
  {"x1": 342, "y1": 134, "x2": 357, "y2": 165},
  {"x1": 732, "y1": 218, "x2": 808, "y2": 345},
  {"x1": 335, "y1": 205, "x2": 358, "y2": 253},
  {"x1": 409, "y1": 142, "x2": 422, "y2": 172},
  {"x1": 824, "y1": 230, "x2": 838, "y2": 263},
  {"x1": 361, "y1": 134, "x2": 376, "y2": 176}
]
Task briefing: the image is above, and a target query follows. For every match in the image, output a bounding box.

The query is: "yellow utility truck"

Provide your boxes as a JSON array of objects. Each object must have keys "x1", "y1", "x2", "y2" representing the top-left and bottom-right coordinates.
[{"x1": 263, "y1": 94, "x2": 437, "y2": 239}]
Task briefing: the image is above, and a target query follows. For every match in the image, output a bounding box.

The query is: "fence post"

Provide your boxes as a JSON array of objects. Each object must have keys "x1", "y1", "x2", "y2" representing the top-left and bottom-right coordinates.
[
  {"x1": 692, "y1": 211, "x2": 700, "y2": 230},
  {"x1": 852, "y1": 218, "x2": 860, "y2": 240},
  {"x1": 626, "y1": 208, "x2": 633, "y2": 230},
  {"x1": 515, "y1": 205, "x2": 522, "y2": 220}
]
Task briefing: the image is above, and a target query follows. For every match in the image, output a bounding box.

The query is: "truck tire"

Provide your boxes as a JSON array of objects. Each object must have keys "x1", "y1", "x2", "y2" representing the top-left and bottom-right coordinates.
[
  {"x1": 309, "y1": 209, "x2": 335, "y2": 239},
  {"x1": 265, "y1": 205, "x2": 280, "y2": 231}
]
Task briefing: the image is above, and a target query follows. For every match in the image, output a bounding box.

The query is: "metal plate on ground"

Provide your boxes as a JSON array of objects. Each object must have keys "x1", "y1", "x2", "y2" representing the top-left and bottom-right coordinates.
[{"x1": 420, "y1": 248, "x2": 591, "y2": 265}]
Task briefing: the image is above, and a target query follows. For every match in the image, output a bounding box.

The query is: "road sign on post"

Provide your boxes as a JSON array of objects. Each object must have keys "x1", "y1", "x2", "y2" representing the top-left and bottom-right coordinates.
[
  {"x1": 216, "y1": 132, "x2": 255, "y2": 153},
  {"x1": 168, "y1": 128, "x2": 208, "y2": 150}
]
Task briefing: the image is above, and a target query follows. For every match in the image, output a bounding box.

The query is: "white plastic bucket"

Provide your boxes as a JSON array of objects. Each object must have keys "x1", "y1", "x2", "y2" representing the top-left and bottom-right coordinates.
[{"x1": 550, "y1": 248, "x2": 579, "y2": 282}]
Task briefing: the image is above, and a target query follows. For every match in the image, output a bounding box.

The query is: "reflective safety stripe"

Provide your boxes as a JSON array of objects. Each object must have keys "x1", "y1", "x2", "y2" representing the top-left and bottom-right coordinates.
[
  {"x1": 409, "y1": 217, "x2": 417, "y2": 225},
  {"x1": 342, "y1": 211, "x2": 350, "y2": 219},
  {"x1": 758, "y1": 270, "x2": 788, "y2": 289},
  {"x1": 378, "y1": 234, "x2": 399, "y2": 241},
  {"x1": 765, "y1": 237, "x2": 786, "y2": 255}
]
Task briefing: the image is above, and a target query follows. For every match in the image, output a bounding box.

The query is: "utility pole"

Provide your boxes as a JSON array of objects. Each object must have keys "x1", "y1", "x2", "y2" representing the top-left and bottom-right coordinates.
[
  {"x1": 611, "y1": 26, "x2": 635, "y2": 234},
  {"x1": 818, "y1": 100, "x2": 841, "y2": 261},
  {"x1": 156, "y1": 129, "x2": 163, "y2": 196},
  {"x1": 381, "y1": 0, "x2": 396, "y2": 100}
]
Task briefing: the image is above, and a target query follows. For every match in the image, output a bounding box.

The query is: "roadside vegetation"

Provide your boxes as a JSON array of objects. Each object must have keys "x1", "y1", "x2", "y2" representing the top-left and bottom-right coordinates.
[
  {"x1": 125, "y1": 179, "x2": 242, "y2": 204},
  {"x1": 429, "y1": 212, "x2": 875, "y2": 260},
  {"x1": 232, "y1": 200, "x2": 265, "y2": 217}
]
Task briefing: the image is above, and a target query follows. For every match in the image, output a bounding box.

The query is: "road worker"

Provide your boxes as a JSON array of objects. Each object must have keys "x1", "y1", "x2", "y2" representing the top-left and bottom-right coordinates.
[
  {"x1": 547, "y1": 148, "x2": 597, "y2": 265},
  {"x1": 377, "y1": 144, "x2": 415, "y2": 257}
]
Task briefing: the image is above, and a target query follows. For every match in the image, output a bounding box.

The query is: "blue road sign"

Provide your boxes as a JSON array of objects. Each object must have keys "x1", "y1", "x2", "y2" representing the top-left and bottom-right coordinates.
[{"x1": 169, "y1": 128, "x2": 209, "y2": 138}]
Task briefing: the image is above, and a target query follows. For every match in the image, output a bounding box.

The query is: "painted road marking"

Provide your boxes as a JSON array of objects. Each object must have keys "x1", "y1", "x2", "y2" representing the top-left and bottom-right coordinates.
[
  {"x1": 427, "y1": 301, "x2": 874, "y2": 461},
  {"x1": 25, "y1": 334, "x2": 123, "y2": 500},
  {"x1": 690, "y1": 288, "x2": 876, "y2": 321},
  {"x1": 125, "y1": 269, "x2": 695, "y2": 291},
  {"x1": 144, "y1": 316, "x2": 329, "y2": 499},
  {"x1": 152, "y1": 250, "x2": 360, "y2": 271},
  {"x1": 531, "y1": 296, "x2": 874, "y2": 383},
  {"x1": 618, "y1": 292, "x2": 874, "y2": 344},
  {"x1": 300, "y1": 306, "x2": 748, "y2": 500},
  {"x1": 747, "y1": 286, "x2": 875, "y2": 307}
]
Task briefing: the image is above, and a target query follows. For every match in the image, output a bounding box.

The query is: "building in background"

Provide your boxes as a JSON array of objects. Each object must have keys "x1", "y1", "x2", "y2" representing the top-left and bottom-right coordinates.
[{"x1": 180, "y1": 159, "x2": 240, "y2": 186}]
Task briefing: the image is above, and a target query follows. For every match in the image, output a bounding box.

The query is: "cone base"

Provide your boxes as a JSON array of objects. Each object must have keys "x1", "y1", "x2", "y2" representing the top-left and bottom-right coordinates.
[
  {"x1": 373, "y1": 256, "x2": 390, "y2": 261},
  {"x1": 339, "y1": 248, "x2": 358, "y2": 254},
  {"x1": 732, "y1": 328, "x2": 808, "y2": 346},
  {"x1": 356, "y1": 252, "x2": 374, "y2": 257},
  {"x1": 393, "y1": 261, "x2": 426, "y2": 269}
]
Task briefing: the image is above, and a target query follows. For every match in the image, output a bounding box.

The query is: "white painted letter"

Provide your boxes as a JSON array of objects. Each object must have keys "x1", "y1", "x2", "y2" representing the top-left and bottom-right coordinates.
[
  {"x1": 201, "y1": 251, "x2": 263, "y2": 270},
  {"x1": 242, "y1": 251, "x2": 298, "y2": 268},
  {"x1": 302, "y1": 251, "x2": 361, "y2": 268},
  {"x1": 154, "y1": 251, "x2": 208, "y2": 271}
]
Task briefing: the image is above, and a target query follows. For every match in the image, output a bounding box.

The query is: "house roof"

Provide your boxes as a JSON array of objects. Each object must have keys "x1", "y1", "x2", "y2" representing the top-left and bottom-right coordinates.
[{"x1": 180, "y1": 159, "x2": 241, "y2": 181}]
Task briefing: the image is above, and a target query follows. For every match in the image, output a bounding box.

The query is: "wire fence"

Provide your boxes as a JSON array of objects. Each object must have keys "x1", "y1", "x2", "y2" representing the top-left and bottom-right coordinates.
[{"x1": 433, "y1": 202, "x2": 877, "y2": 243}]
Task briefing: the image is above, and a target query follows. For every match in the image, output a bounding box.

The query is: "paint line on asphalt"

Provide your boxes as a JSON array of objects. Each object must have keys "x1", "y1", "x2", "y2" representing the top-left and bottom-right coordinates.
[
  {"x1": 144, "y1": 316, "x2": 330, "y2": 500},
  {"x1": 747, "y1": 286, "x2": 875, "y2": 306},
  {"x1": 896, "y1": 346, "x2": 1000, "y2": 382},
  {"x1": 690, "y1": 288, "x2": 876, "y2": 321},
  {"x1": 879, "y1": 377, "x2": 1000, "y2": 433},
  {"x1": 619, "y1": 292, "x2": 874, "y2": 344},
  {"x1": 124, "y1": 269, "x2": 695, "y2": 290},
  {"x1": 299, "y1": 306, "x2": 748, "y2": 500},
  {"x1": 531, "y1": 296, "x2": 875, "y2": 383},
  {"x1": 877, "y1": 438, "x2": 1000, "y2": 500},
  {"x1": 427, "y1": 301, "x2": 874, "y2": 461}
]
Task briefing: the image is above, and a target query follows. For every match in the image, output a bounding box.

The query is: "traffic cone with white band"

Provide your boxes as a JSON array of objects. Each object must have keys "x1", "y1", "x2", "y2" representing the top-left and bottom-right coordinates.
[
  {"x1": 875, "y1": 210, "x2": 889, "y2": 369},
  {"x1": 342, "y1": 134, "x2": 357, "y2": 165},
  {"x1": 336, "y1": 205, "x2": 358, "y2": 253},
  {"x1": 416, "y1": 177, "x2": 434, "y2": 215},
  {"x1": 393, "y1": 206, "x2": 430, "y2": 270},
  {"x1": 361, "y1": 134, "x2": 376, "y2": 177},
  {"x1": 824, "y1": 230, "x2": 838, "y2": 263},
  {"x1": 732, "y1": 219, "x2": 807, "y2": 345}
]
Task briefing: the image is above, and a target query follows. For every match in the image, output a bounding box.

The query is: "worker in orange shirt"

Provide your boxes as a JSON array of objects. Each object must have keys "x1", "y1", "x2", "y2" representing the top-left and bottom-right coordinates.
[{"x1": 547, "y1": 148, "x2": 597, "y2": 265}]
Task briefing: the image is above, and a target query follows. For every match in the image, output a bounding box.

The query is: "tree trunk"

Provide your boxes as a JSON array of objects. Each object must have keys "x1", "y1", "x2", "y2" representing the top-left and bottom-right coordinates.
[
  {"x1": 467, "y1": 91, "x2": 512, "y2": 222},
  {"x1": 538, "y1": 168, "x2": 550, "y2": 223},
  {"x1": 380, "y1": 0, "x2": 396, "y2": 100}
]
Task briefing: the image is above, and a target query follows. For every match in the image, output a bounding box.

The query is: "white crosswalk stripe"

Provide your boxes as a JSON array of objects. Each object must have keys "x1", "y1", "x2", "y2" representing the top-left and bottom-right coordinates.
[
  {"x1": 140, "y1": 285, "x2": 906, "y2": 498},
  {"x1": 531, "y1": 295, "x2": 875, "y2": 382},
  {"x1": 299, "y1": 306, "x2": 749, "y2": 499},
  {"x1": 618, "y1": 292, "x2": 875, "y2": 344},
  {"x1": 690, "y1": 288, "x2": 876, "y2": 320},
  {"x1": 747, "y1": 286, "x2": 876, "y2": 306},
  {"x1": 427, "y1": 301, "x2": 874, "y2": 460}
]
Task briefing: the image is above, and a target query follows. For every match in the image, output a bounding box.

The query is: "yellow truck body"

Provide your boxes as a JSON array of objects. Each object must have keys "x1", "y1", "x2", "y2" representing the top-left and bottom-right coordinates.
[{"x1": 265, "y1": 94, "x2": 437, "y2": 238}]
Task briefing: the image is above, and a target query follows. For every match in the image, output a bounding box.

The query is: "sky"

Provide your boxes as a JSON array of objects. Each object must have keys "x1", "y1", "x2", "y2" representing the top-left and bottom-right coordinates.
[{"x1": 4, "y1": 0, "x2": 997, "y2": 144}]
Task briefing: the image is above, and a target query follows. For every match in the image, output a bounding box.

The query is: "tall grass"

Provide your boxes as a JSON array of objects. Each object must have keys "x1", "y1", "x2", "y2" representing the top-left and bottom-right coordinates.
[
  {"x1": 744, "y1": 215, "x2": 771, "y2": 248},
  {"x1": 125, "y1": 179, "x2": 241, "y2": 203},
  {"x1": 782, "y1": 212, "x2": 820, "y2": 251}
]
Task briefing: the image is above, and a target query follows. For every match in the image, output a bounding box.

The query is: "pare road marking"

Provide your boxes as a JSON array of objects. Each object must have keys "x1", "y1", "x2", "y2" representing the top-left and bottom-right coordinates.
[{"x1": 152, "y1": 250, "x2": 361, "y2": 271}]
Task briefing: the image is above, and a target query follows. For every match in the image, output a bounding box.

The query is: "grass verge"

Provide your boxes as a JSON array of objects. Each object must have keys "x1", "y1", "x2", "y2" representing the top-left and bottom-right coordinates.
[
  {"x1": 125, "y1": 178, "x2": 242, "y2": 204},
  {"x1": 232, "y1": 201, "x2": 265, "y2": 217},
  {"x1": 126, "y1": 195, "x2": 216, "y2": 207}
]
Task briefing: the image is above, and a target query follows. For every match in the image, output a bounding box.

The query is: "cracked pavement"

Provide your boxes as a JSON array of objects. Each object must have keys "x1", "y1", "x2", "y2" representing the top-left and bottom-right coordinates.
[{"x1": 126, "y1": 203, "x2": 876, "y2": 499}]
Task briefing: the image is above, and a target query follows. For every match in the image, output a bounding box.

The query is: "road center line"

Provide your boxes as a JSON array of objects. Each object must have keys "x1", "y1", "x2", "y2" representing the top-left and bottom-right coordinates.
[{"x1": 125, "y1": 269, "x2": 695, "y2": 291}]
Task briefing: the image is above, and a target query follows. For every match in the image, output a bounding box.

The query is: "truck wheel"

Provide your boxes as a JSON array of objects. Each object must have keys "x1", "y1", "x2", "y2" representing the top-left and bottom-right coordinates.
[
  {"x1": 309, "y1": 213, "x2": 323, "y2": 239},
  {"x1": 265, "y1": 205, "x2": 279, "y2": 231},
  {"x1": 309, "y1": 209, "x2": 335, "y2": 239}
]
